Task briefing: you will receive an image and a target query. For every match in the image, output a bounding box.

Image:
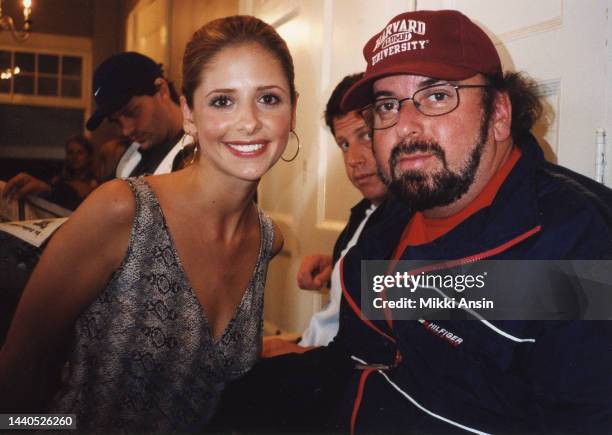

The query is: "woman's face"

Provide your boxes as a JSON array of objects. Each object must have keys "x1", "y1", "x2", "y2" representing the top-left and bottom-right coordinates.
[
  {"x1": 182, "y1": 42, "x2": 295, "y2": 182},
  {"x1": 66, "y1": 141, "x2": 90, "y2": 172}
]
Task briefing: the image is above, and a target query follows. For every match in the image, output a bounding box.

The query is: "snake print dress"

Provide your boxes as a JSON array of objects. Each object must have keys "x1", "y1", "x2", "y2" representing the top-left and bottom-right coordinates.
[{"x1": 50, "y1": 177, "x2": 275, "y2": 432}]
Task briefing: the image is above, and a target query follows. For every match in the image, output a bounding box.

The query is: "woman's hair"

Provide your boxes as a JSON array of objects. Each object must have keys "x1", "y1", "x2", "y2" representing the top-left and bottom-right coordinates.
[
  {"x1": 65, "y1": 134, "x2": 93, "y2": 156},
  {"x1": 63, "y1": 134, "x2": 94, "y2": 179},
  {"x1": 182, "y1": 15, "x2": 296, "y2": 108}
]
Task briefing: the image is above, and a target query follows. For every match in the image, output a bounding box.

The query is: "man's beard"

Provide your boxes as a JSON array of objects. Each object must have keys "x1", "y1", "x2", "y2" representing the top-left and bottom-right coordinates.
[{"x1": 377, "y1": 112, "x2": 491, "y2": 212}]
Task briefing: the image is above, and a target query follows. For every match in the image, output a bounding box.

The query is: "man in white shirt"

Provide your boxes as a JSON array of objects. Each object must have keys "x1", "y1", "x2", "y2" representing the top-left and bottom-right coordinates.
[
  {"x1": 86, "y1": 51, "x2": 191, "y2": 177},
  {"x1": 0, "y1": 54, "x2": 192, "y2": 343},
  {"x1": 2, "y1": 52, "x2": 192, "y2": 204},
  {"x1": 263, "y1": 73, "x2": 388, "y2": 356}
]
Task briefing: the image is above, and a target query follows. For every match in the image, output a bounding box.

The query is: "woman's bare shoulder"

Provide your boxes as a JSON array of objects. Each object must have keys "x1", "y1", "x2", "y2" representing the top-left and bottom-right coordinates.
[
  {"x1": 74, "y1": 178, "x2": 135, "y2": 226},
  {"x1": 45, "y1": 179, "x2": 136, "y2": 276},
  {"x1": 1, "y1": 180, "x2": 137, "y2": 370}
]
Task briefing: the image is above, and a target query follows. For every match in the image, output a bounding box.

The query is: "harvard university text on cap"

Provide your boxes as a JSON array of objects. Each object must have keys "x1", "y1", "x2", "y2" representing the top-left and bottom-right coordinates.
[{"x1": 371, "y1": 18, "x2": 428, "y2": 66}]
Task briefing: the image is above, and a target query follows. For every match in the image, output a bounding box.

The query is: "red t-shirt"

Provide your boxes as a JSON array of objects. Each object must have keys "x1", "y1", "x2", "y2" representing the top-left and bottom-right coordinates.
[{"x1": 392, "y1": 147, "x2": 522, "y2": 260}]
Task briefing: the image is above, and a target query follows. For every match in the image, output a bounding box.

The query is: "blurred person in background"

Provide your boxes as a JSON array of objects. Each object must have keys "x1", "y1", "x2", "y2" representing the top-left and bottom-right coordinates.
[
  {"x1": 2, "y1": 134, "x2": 98, "y2": 210},
  {"x1": 86, "y1": 51, "x2": 192, "y2": 178},
  {"x1": 93, "y1": 136, "x2": 131, "y2": 183}
]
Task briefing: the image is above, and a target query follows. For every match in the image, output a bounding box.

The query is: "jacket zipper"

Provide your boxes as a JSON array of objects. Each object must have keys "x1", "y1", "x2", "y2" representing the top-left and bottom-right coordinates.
[
  {"x1": 342, "y1": 224, "x2": 542, "y2": 435},
  {"x1": 341, "y1": 224, "x2": 542, "y2": 342}
]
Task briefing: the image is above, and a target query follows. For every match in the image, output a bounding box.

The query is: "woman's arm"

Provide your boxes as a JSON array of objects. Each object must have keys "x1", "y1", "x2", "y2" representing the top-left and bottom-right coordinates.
[{"x1": 0, "y1": 179, "x2": 134, "y2": 412}]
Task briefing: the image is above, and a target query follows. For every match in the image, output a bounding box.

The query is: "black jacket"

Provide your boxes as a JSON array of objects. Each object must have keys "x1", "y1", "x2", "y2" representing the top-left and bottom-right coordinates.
[
  {"x1": 332, "y1": 199, "x2": 378, "y2": 266},
  {"x1": 212, "y1": 135, "x2": 612, "y2": 434},
  {"x1": 337, "y1": 134, "x2": 612, "y2": 434}
]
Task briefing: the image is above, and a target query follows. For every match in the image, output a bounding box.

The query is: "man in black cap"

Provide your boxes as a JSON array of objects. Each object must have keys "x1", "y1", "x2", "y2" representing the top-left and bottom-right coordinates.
[
  {"x1": 2, "y1": 53, "x2": 191, "y2": 203},
  {"x1": 0, "y1": 53, "x2": 192, "y2": 346},
  {"x1": 87, "y1": 51, "x2": 191, "y2": 177}
]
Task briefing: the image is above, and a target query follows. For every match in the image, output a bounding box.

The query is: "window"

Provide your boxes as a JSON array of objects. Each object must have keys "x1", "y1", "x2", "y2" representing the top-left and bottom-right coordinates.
[
  {"x1": 0, "y1": 50, "x2": 83, "y2": 98},
  {"x1": 0, "y1": 34, "x2": 91, "y2": 161}
]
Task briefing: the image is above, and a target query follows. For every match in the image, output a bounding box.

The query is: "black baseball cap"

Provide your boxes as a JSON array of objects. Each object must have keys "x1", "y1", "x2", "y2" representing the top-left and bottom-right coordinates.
[{"x1": 86, "y1": 52, "x2": 162, "y2": 131}]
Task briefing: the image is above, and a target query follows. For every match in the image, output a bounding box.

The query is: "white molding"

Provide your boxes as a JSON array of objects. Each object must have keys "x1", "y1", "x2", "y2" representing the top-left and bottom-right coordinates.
[
  {"x1": 253, "y1": 0, "x2": 300, "y2": 27},
  {"x1": 0, "y1": 33, "x2": 91, "y2": 111},
  {"x1": 267, "y1": 211, "x2": 293, "y2": 225},
  {"x1": 534, "y1": 78, "x2": 560, "y2": 98},
  {"x1": 317, "y1": 217, "x2": 349, "y2": 233},
  {"x1": 239, "y1": 0, "x2": 255, "y2": 15},
  {"x1": 606, "y1": 0, "x2": 612, "y2": 186},
  {"x1": 0, "y1": 145, "x2": 64, "y2": 159},
  {"x1": 492, "y1": 16, "x2": 563, "y2": 45},
  {"x1": 533, "y1": 77, "x2": 561, "y2": 160},
  {"x1": 126, "y1": 0, "x2": 170, "y2": 67},
  {"x1": 416, "y1": 0, "x2": 563, "y2": 45},
  {"x1": 316, "y1": 0, "x2": 336, "y2": 233},
  {"x1": 0, "y1": 32, "x2": 92, "y2": 52},
  {"x1": 314, "y1": 0, "x2": 355, "y2": 236},
  {"x1": 0, "y1": 93, "x2": 86, "y2": 108}
]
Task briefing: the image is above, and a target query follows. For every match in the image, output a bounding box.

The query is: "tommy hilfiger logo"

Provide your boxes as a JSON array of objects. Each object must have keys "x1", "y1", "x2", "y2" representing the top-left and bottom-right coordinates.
[
  {"x1": 371, "y1": 18, "x2": 429, "y2": 66},
  {"x1": 419, "y1": 319, "x2": 464, "y2": 347}
]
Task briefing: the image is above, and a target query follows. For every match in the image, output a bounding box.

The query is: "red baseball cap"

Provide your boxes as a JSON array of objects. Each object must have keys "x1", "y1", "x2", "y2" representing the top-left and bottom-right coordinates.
[{"x1": 341, "y1": 10, "x2": 502, "y2": 111}]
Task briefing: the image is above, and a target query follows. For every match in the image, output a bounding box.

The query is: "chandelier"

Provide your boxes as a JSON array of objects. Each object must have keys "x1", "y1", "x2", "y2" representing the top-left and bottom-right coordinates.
[{"x1": 0, "y1": 0, "x2": 32, "y2": 42}]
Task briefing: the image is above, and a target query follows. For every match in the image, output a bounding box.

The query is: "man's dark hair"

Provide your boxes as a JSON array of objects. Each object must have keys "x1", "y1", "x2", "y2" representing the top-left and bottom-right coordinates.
[
  {"x1": 141, "y1": 64, "x2": 180, "y2": 105},
  {"x1": 324, "y1": 73, "x2": 365, "y2": 135},
  {"x1": 64, "y1": 134, "x2": 93, "y2": 156},
  {"x1": 483, "y1": 72, "x2": 542, "y2": 143},
  {"x1": 166, "y1": 80, "x2": 180, "y2": 105},
  {"x1": 129, "y1": 80, "x2": 180, "y2": 105}
]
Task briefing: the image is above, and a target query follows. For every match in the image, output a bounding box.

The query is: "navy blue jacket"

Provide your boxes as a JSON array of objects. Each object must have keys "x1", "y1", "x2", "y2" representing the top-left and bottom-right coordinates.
[
  {"x1": 212, "y1": 135, "x2": 612, "y2": 434},
  {"x1": 337, "y1": 135, "x2": 612, "y2": 434},
  {"x1": 332, "y1": 199, "x2": 378, "y2": 266}
]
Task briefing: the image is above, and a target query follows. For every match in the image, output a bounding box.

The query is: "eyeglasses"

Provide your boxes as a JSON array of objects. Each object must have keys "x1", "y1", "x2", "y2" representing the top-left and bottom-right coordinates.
[{"x1": 361, "y1": 83, "x2": 491, "y2": 130}]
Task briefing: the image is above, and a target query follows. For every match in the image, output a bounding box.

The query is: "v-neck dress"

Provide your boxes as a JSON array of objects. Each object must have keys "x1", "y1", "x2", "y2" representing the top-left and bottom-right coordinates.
[{"x1": 50, "y1": 177, "x2": 275, "y2": 432}]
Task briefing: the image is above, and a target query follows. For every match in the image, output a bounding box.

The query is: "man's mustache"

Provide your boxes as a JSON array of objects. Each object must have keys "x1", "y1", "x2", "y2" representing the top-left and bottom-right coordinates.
[{"x1": 389, "y1": 140, "x2": 447, "y2": 171}]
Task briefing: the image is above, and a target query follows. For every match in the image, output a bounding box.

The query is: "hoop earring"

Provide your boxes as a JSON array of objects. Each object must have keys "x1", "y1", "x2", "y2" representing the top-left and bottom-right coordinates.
[
  {"x1": 183, "y1": 132, "x2": 199, "y2": 165},
  {"x1": 281, "y1": 130, "x2": 300, "y2": 162},
  {"x1": 189, "y1": 142, "x2": 199, "y2": 165}
]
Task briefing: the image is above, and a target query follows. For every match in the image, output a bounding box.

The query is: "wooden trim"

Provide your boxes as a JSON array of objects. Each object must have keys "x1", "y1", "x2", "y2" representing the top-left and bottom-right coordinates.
[{"x1": 0, "y1": 32, "x2": 91, "y2": 52}]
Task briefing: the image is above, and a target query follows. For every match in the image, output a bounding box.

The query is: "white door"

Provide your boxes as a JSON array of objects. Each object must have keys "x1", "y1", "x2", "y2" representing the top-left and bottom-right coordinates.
[
  {"x1": 241, "y1": 0, "x2": 415, "y2": 332},
  {"x1": 246, "y1": 0, "x2": 612, "y2": 333},
  {"x1": 125, "y1": 0, "x2": 170, "y2": 67},
  {"x1": 417, "y1": 0, "x2": 611, "y2": 183}
]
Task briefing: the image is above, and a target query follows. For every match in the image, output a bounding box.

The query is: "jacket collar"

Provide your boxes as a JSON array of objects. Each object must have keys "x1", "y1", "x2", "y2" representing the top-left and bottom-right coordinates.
[
  {"x1": 350, "y1": 198, "x2": 374, "y2": 218},
  {"x1": 362, "y1": 134, "x2": 544, "y2": 261}
]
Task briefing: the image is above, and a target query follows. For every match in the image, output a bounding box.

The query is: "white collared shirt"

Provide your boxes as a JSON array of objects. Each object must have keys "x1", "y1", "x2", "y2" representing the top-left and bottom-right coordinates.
[
  {"x1": 115, "y1": 134, "x2": 194, "y2": 178},
  {"x1": 299, "y1": 203, "x2": 379, "y2": 347}
]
